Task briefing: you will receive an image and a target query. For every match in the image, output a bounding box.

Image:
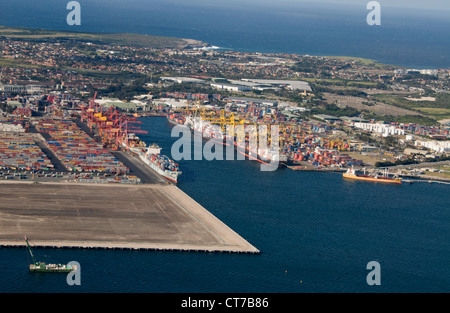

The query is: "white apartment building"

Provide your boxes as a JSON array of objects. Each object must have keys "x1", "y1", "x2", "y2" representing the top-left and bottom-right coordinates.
[
  {"x1": 353, "y1": 122, "x2": 405, "y2": 137},
  {"x1": 415, "y1": 140, "x2": 450, "y2": 153}
]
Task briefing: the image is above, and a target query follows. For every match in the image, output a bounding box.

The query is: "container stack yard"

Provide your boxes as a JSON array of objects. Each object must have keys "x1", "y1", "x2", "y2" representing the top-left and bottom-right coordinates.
[
  {"x1": 32, "y1": 119, "x2": 128, "y2": 174},
  {"x1": 169, "y1": 102, "x2": 363, "y2": 170},
  {"x1": 278, "y1": 124, "x2": 362, "y2": 169},
  {"x1": 0, "y1": 132, "x2": 54, "y2": 171},
  {"x1": 0, "y1": 120, "x2": 27, "y2": 133}
]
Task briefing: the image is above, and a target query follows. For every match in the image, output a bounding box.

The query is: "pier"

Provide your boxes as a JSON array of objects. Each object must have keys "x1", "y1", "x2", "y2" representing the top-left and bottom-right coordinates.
[{"x1": 0, "y1": 181, "x2": 259, "y2": 254}]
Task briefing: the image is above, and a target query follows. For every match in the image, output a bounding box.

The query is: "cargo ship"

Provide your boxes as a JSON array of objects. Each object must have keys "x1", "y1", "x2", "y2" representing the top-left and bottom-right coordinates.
[
  {"x1": 120, "y1": 131, "x2": 181, "y2": 183},
  {"x1": 121, "y1": 133, "x2": 147, "y2": 150},
  {"x1": 25, "y1": 236, "x2": 76, "y2": 273},
  {"x1": 187, "y1": 115, "x2": 286, "y2": 166},
  {"x1": 167, "y1": 113, "x2": 186, "y2": 126},
  {"x1": 234, "y1": 125, "x2": 287, "y2": 165},
  {"x1": 194, "y1": 118, "x2": 279, "y2": 165},
  {"x1": 190, "y1": 117, "x2": 227, "y2": 141},
  {"x1": 343, "y1": 167, "x2": 402, "y2": 184},
  {"x1": 137, "y1": 143, "x2": 181, "y2": 183}
]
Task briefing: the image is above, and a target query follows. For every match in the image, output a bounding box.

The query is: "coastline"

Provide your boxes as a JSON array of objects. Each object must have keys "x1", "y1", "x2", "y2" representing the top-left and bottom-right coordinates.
[
  {"x1": 0, "y1": 25, "x2": 210, "y2": 50},
  {"x1": 1, "y1": 24, "x2": 446, "y2": 69}
]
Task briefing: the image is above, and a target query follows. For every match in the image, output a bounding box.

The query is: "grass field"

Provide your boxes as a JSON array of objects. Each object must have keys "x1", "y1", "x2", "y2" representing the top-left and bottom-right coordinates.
[
  {"x1": 416, "y1": 107, "x2": 450, "y2": 119},
  {"x1": 301, "y1": 77, "x2": 379, "y2": 88},
  {"x1": 0, "y1": 25, "x2": 200, "y2": 49},
  {"x1": 62, "y1": 67, "x2": 144, "y2": 80},
  {"x1": 371, "y1": 93, "x2": 450, "y2": 122},
  {"x1": 325, "y1": 56, "x2": 397, "y2": 70},
  {"x1": 0, "y1": 57, "x2": 44, "y2": 69}
]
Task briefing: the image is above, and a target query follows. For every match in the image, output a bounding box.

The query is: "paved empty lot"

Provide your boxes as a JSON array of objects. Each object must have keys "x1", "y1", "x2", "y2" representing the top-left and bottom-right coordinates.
[{"x1": 0, "y1": 182, "x2": 258, "y2": 253}]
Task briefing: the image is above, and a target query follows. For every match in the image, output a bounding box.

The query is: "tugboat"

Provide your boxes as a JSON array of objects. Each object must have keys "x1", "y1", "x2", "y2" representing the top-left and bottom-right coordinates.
[{"x1": 25, "y1": 236, "x2": 76, "y2": 273}]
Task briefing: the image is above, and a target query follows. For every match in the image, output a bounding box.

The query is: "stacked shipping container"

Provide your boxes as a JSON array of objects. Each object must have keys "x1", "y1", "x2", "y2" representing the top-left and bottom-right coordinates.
[
  {"x1": 0, "y1": 133, "x2": 54, "y2": 170},
  {"x1": 32, "y1": 119, "x2": 128, "y2": 173}
]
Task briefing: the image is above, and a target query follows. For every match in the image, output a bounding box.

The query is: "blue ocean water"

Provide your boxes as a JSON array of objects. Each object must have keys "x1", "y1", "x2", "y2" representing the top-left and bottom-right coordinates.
[
  {"x1": 0, "y1": 0, "x2": 448, "y2": 68},
  {"x1": 1, "y1": 117, "x2": 450, "y2": 293}
]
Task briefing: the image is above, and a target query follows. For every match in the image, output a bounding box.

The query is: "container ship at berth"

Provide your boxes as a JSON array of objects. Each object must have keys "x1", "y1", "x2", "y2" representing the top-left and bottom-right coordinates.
[
  {"x1": 172, "y1": 114, "x2": 287, "y2": 166},
  {"x1": 136, "y1": 143, "x2": 181, "y2": 183},
  {"x1": 343, "y1": 167, "x2": 402, "y2": 184},
  {"x1": 168, "y1": 113, "x2": 186, "y2": 126},
  {"x1": 120, "y1": 134, "x2": 181, "y2": 183}
]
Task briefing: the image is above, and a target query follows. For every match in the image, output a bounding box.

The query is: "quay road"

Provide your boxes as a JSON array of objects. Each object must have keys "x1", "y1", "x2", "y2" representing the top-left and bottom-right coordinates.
[
  {"x1": 386, "y1": 160, "x2": 450, "y2": 170},
  {"x1": 111, "y1": 150, "x2": 166, "y2": 184}
]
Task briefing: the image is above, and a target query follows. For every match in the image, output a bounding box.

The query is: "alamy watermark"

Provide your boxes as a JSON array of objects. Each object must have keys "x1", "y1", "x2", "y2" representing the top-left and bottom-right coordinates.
[
  {"x1": 171, "y1": 122, "x2": 280, "y2": 172},
  {"x1": 66, "y1": 2, "x2": 379, "y2": 27},
  {"x1": 367, "y1": 1, "x2": 381, "y2": 26},
  {"x1": 66, "y1": 261, "x2": 81, "y2": 286},
  {"x1": 67, "y1": 1, "x2": 81, "y2": 26},
  {"x1": 366, "y1": 261, "x2": 381, "y2": 286}
]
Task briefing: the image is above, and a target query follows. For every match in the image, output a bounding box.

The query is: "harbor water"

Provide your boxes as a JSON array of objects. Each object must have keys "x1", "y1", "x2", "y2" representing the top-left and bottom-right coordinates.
[{"x1": 1, "y1": 116, "x2": 449, "y2": 293}]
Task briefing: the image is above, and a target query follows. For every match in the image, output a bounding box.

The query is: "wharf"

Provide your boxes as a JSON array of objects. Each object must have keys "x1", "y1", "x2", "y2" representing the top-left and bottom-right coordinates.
[
  {"x1": 111, "y1": 150, "x2": 166, "y2": 184},
  {"x1": 285, "y1": 163, "x2": 345, "y2": 172},
  {"x1": 399, "y1": 174, "x2": 450, "y2": 184},
  {"x1": 0, "y1": 181, "x2": 259, "y2": 254},
  {"x1": 402, "y1": 179, "x2": 450, "y2": 185}
]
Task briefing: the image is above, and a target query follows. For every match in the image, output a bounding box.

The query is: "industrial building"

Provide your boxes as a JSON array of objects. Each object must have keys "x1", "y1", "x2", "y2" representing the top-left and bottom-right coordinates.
[
  {"x1": 153, "y1": 98, "x2": 190, "y2": 109},
  {"x1": 0, "y1": 84, "x2": 44, "y2": 94},
  {"x1": 160, "y1": 77, "x2": 207, "y2": 84},
  {"x1": 241, "y1": 79, "x2": 312, "y2": 92},
  {"x1": 94, "y1": 98, "x2": 140, "y2": 111},
  {"x1": 314, "y1": 114, "x2": 342, "y2": 123},
  {"x1": 210, "y1": 83, "x2": 252, "y2": 92},
  {"x1": 225, "y1": 97, "x2": 278, "y2": 107}
]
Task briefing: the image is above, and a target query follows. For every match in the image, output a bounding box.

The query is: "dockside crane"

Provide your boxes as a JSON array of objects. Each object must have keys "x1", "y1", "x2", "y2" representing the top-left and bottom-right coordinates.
[{"x1": 24, "y1": 236, "x2": 38, "y2": 266}]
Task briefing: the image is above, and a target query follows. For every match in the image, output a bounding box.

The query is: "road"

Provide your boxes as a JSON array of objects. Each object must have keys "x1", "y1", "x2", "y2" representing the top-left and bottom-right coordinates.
[
  {"x1": 111, "y1": 150, "x2": 166, "y2": 184},
  {"x1": 388, "y1": 160, "x2": 450, "y2": 170}
]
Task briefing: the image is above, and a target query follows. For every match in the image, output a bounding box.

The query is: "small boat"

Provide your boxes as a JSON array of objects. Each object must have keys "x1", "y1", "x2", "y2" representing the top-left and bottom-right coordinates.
[{"x1": 25, "y1": 236, "x2": 76, "y2": 273}]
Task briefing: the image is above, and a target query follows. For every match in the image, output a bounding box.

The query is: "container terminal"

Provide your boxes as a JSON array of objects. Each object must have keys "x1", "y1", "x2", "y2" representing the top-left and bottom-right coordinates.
[
  {"x1": 0, "y1": 95, "x2": 259, "y2": 254},
  {"x1": 0, "y1": 90, "x2": 447, "y2": 254},
  {"x1": 0, "y1": 92, "x2": 180, "y2": 185},
  {"x1": 167, "y1": 102, "x2": 365, "y2": 170},
  {"x1": 165, "y1": 100, "x2": 449, "y2": 182}
]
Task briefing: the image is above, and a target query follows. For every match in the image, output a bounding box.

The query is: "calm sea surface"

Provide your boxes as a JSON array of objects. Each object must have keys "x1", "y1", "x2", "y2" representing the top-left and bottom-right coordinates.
[{"x1": 1, "y1": 117, "x2": 449, "y2": 293}]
